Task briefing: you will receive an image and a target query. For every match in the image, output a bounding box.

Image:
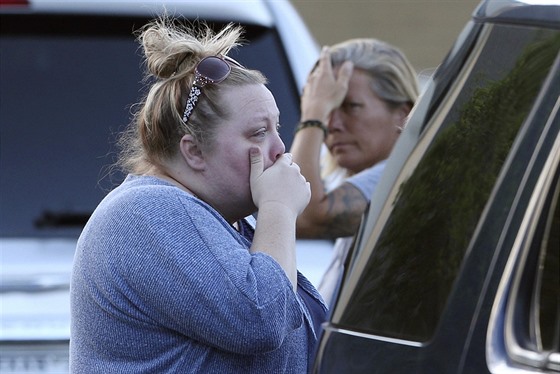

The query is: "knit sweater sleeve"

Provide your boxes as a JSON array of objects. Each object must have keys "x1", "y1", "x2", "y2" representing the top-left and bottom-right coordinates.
[{"x1": 78, "y1": 180, "x2": 303, "y2": 355}]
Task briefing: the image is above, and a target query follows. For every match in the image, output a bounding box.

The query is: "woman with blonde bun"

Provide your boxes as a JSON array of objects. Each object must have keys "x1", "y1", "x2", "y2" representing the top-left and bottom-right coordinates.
[{"x1": 70, "y1": 18, "x2": 325, "y2": 373}]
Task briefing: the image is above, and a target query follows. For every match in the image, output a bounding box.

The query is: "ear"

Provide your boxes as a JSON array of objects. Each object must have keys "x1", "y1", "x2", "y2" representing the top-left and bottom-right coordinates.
[
  {"x1": 179, "y1": 134, "x2": 206, "y2": 171},
  {"x1": 397, "y1": 103, "x2": 412, "y2": 122},
  {"x1": 393, "y1": 103, "x2": 413, "y2": 127}
]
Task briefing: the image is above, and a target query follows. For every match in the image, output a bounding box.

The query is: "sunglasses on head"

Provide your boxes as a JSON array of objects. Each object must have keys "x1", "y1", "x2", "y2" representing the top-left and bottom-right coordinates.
[{"x1": 182, "y1": 55, "x2": 243, "y2": 124}]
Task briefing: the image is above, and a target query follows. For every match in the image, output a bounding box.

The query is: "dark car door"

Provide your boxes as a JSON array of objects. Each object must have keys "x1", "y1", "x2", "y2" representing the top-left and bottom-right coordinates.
[{"x1": 313, "y1": 3, "x2": 560, "y2": 372}]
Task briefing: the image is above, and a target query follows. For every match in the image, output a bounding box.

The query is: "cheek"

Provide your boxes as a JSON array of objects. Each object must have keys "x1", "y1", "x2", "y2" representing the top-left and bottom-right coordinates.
[
  {"x1": 209, "y1": 139, "x2": 250, "y2": 179},
  {"x1": 226, "y1": 149, "x2": 251, "y2": 176},
  {"x1": 359, "y1": 112, "x2": 394, "y2": 138},
  {"x1": 232, "y1": 150, "x2": 256, "y2": 187}
]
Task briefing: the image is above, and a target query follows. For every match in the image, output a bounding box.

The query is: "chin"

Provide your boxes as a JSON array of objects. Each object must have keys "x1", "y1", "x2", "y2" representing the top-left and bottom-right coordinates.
[{"x1": 336, "y1": 156, "x2": 357, "y2": 170}]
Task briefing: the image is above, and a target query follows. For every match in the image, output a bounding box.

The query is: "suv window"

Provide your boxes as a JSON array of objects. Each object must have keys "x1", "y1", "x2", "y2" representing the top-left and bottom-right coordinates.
[
  {"x1": 0, "y1": 15, "x2": 300, "y2": 239},
  {"x1": 337, "y1": 24, "x2": 560, "y2": 342}
]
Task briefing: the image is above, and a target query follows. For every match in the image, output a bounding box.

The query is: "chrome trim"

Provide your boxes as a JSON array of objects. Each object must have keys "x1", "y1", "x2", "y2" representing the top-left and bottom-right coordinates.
[
  {"x1": 487, "y1": 96, "x2": 560, "y2": 372},
  {"x1": 322, "y1": 324, "x2": 423, "y2": 348},
  {"x1": 0, "y1": 274, "x2": 70, "y2": 293}
]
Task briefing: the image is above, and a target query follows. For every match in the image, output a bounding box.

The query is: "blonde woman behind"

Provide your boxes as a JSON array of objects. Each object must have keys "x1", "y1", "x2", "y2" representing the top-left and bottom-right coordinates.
[{"x1": 291, "y1": 39, "x2": 419, "y2": 305}]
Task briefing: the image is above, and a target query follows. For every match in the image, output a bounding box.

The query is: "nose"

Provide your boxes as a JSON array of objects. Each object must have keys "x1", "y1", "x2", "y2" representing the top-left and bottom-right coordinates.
[
  {"x1": 327, "y1": 109, "x2": 345, "y2": 133},
  {"x1": 272, "y1": 133, "x2": 286, "y2": 161}
]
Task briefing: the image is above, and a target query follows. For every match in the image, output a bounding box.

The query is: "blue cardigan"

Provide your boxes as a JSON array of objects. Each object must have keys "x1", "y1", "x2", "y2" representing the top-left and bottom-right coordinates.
[{"x1": 70, "y1": 175, "x2": 326, "y2": 373}]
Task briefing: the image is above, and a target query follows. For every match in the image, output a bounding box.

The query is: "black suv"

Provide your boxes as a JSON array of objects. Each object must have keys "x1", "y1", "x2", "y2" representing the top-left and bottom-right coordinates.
[{"x1": 313, "y1": 0, "x2": 560, "y2": 372}]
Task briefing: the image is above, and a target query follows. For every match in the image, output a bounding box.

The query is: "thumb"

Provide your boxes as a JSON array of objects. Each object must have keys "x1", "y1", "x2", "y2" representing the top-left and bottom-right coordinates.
[{"x1": 249, "y1": 147, "x2": 263, "y2": 184}]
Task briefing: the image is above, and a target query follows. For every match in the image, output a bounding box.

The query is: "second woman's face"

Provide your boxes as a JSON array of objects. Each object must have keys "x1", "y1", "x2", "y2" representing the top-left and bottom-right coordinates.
[
  {"x1": 325, "y1": 68, "x2": 404, "y2": 174},
  {"x1": 203, "y1": 83, "x2": 285, "y2": 218}
]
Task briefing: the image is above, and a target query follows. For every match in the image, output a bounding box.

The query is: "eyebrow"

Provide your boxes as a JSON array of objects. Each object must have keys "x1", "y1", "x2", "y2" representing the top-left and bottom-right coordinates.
[{"x1": 250, "y1": 113, "x2": 280, "y2": 125}]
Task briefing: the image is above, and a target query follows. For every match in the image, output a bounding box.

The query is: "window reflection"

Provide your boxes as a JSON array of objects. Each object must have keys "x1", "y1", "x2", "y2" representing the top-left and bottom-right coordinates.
[{"x1": 341, "y1": 28, "x2": 560, "y2": 341}]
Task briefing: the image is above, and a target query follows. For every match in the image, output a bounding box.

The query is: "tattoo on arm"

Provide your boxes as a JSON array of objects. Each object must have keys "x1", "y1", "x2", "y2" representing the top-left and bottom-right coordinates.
[{"x1": 322, "y1": 183, "x2": 368, "y2": 239}]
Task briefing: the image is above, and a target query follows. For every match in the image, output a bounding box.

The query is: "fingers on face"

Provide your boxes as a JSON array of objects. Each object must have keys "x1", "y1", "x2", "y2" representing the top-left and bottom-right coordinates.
[
  {"x1": 283, "y1": 152, "x2": 293, "y2": 164},
  {"x1": 280, "y1": 153, "x2": 303, "y2": 175},
  {"x1": 291, "y1": 161, "x2": 300, "y2": 172},
  {"x1": 320, "y1": 47, "x2": 332, "y2": 73}
]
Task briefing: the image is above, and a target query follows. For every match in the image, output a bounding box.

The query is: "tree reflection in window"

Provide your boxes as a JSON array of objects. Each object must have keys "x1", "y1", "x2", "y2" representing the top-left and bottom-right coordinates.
[{"x1": 341, "y1": 29, "x2": 560, "y2": 342}]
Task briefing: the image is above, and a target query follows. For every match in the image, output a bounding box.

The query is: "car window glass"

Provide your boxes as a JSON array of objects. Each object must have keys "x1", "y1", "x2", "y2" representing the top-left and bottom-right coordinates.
[{"x1": 338, "y1": 25, "x2": 560, "y2": 341}]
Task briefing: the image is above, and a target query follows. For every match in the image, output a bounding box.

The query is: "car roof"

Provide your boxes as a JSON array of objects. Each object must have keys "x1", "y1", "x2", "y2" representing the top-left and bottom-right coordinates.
[
  {"x1": 1, "y1": 0, "x2": 275, "y2": 26},
  {"x1": 475, "y1": 0, "x2": 560, "y2": 28},
  {"x1": 0, "y1": 0, "x2": 319, "y2": 91}
]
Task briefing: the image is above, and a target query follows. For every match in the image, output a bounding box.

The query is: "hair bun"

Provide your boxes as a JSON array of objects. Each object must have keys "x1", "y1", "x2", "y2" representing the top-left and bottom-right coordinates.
[{"x1": 138, "y1": 18, "x2": 243, "y2": 79}]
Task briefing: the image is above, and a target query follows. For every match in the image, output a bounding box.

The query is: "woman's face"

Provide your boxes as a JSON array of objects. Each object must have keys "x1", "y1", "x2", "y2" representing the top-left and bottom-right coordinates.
[
  {"x1": 203, "y1": 83, "x2": 285, "y2": 219},
  {"x1": 325, "y1": 68, "x2": 405, "y2": 174}
]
